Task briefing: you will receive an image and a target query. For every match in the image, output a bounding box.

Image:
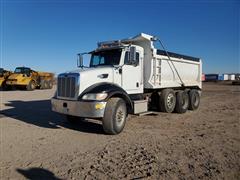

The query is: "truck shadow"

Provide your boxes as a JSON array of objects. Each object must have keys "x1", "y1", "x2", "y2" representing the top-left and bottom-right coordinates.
[
  {"x1": 17, "y1": 167, "x2": 62, "y2": 180},
  {"x1": 1, "y1": 100, "x2": 104, "y2": 134}
]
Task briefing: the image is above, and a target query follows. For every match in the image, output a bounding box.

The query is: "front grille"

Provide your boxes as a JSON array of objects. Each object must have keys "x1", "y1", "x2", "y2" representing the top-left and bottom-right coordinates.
[{"x1": 57, "y1": 73, "x2": 79, "y2": 98}]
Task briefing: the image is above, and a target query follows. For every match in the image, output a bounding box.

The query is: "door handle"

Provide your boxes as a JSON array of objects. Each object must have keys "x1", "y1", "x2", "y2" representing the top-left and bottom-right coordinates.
[
  {"x1": 119, "y1": 68, "x2": 122, "y2": 74},
  {"x1": 97, "y1": 74, "x2": 109, "y2": 79}
]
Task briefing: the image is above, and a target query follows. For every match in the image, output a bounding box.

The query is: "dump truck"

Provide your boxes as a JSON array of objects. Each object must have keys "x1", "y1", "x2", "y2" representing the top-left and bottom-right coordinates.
[
  {"x1": 6, "y1": 67, "x2": 54, "y2": 90},
  {"x1": 51, "y1": 33, "x2": 202, "y2": 134},
  {"x1": 0, "y1": 68, "x2": 12, "y2": 90}
]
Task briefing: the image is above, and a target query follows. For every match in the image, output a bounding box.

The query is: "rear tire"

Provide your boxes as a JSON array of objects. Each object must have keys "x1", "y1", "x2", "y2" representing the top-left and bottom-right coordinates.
[
  {"x1": 159, "y1": 89, "x2": 176, "y2": 113},
  {"x1": 175, "y1": 91, "x2": 189, "y2": 113},
  {"x1": 188, "y1": 89, "x2": 200, "y2": 110},
  {"x1": 40, "y1": 80, "x2": 48, "y2": 89},
  {"x1": 44, "y1": 80, "x2": 53, "y2": 89},
  {"x1": 102, "y1": 98, "x2": 127, "y2": 135},
  {"x1": 48, "y1": 80, "x2": 53, "y2": 89},
  {"x1": 26, "y1": 80, "x2": 36, "y2": 91}
]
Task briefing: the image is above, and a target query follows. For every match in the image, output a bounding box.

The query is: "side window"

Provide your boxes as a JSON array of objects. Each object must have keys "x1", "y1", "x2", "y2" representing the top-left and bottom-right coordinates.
[
  {"x1": 91, "y1": 55, "x2": 106, "y2": 66},
  {"x1": 99, "y1": 56, "x2": 105, "y2": 64},
  {"x1": 124, "y1": 51, "x2": 140, "y2": 65},
  {"x1": 92, "y1": 55, "x2": 100, "y2": 66}
]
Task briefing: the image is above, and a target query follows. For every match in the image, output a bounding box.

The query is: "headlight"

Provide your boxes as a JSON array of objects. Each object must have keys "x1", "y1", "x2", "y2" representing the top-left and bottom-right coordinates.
[{"x1": 82, "y1": 93, "x2": 108, "y2": 101}]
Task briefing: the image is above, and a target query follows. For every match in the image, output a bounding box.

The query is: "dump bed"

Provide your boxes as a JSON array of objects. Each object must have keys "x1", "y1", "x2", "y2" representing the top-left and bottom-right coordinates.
[
  {"x1": 38, "y1": 72, "x2": 54, "y2": 77},
  {"x1": 38, "y1": 72, "x2": 54, "y2": 81},
  {"x1": 145, "y1": 49, "x2": 202, "y2": 89}
]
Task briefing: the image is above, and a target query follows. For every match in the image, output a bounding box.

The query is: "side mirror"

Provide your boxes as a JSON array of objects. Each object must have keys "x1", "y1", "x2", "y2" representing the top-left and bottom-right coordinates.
[
  {"x1": 77, "y1": 54, "x2": 83, "y2": 68},
  {"x1": 129, "y1": 46, "x2": 136, "y2": 63}
]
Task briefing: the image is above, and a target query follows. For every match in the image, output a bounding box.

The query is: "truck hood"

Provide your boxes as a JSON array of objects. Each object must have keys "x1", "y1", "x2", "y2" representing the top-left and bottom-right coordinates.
[
  {"x1": 64, "y1": 66, "x2": 113, "y2": 74},
  {"x1": 63, "y1": 67, "x2": 115, "y2": 95}
]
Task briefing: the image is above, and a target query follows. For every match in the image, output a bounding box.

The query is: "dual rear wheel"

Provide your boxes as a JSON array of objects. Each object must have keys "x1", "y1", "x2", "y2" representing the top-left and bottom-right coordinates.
[
  {"x1": 159, "y1": 88, "x2": 200, "y2": 113},
  {"x1": 26, "y1": 80, "x2": 53, "y2": 91},
  {"x1": 40, "y1": 80, "x2": 53, "y2": 89}
]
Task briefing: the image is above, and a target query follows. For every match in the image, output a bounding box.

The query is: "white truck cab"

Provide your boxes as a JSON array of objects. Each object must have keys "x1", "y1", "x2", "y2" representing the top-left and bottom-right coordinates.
[{"x1": 52, "y1": 33, "x2": 202, "y2": 134}]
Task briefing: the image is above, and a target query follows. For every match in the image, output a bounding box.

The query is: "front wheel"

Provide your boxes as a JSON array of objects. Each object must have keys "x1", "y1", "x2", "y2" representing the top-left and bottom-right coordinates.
[
  {"x1": 26, "y1": 80, "x2": 36, "y2": 91},
  {"x1": 102, "y1": 98, "x2": 127, "y2": 135}
]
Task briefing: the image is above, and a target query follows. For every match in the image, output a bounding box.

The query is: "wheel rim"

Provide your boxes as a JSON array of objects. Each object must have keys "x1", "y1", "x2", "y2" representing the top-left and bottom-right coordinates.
[
  {"x1": 167, "y1": 93, "x2": 174, "y2": 109},
  {"x1": 115, "y1": 105, "x2": 125, "y2": 127}
]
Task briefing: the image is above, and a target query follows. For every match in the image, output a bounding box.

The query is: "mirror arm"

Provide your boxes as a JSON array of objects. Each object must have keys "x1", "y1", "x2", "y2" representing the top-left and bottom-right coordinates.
[
  {"x1": 77, "y1": 52, "x2": 89, "y2": 68},
  {"x1": 129, "y1": 46, "x2": 137, "y2": 63}
]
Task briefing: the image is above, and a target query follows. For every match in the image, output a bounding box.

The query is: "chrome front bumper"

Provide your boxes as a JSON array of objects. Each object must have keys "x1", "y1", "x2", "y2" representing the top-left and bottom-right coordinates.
[{"x1": 51, "y1": 98, "x2": 106, "y2": 118}]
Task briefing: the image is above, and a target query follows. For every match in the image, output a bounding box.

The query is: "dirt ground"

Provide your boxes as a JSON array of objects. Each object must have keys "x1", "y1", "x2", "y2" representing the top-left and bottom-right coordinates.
[{"x1": 0, "y1": 82, "x2": 239, "y2": 180}]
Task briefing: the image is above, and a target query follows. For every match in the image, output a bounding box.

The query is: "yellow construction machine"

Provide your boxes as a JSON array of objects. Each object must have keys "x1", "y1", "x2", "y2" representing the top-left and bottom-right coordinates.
[
  {"x1": 0, "y1": 68, "x2": 12, "y2": 90},
  {"x1": 6, "y1": 67, "x2": 54, "y2": 91}
]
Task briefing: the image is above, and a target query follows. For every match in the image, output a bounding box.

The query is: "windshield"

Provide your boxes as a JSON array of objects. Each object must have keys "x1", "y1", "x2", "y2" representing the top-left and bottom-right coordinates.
[
  {"x1": 14, "y1": 68, "x2": 30, "y2": 75},
  {"x1": 90, "y1": 49, "x2": 122, "y2": 67}
]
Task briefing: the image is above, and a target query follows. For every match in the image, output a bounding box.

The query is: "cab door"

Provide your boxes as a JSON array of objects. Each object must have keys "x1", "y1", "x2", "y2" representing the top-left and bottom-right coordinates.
[{"x1": 121, "y1": 46, "x2": 143, "y2": 94}]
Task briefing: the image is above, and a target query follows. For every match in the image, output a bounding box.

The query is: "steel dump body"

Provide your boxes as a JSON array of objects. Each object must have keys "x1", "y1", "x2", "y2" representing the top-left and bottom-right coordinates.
[{"x1": 146, "y1": 49, "x2": 201, "y2": 89}]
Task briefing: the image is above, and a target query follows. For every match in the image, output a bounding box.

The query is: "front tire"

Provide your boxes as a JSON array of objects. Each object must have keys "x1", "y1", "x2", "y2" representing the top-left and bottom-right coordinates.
[
  {"x1": 40, "y1": 80, "x2": 48, "y2": 89},
  {"x1": 26, "y1": 80, "x2": 36, "y2": 91},
  {"x1": 159, "y1": 89, "x2": 176, "y2": 113},
  {"x1": 102, "y1": 98, "x2": 127, "y2": 135},
  {"x1": 188, "y1": 89, "x2": 200, "y2": 110}
]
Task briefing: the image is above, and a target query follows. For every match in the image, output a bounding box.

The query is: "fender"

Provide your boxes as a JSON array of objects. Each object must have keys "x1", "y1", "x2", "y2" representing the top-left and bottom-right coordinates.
[{"x1": 78, "y1": 82, "x2": 133, "y2": 111}]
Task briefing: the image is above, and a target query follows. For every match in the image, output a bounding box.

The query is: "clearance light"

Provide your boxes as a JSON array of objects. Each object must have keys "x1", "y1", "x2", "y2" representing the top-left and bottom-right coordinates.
[{"x1": 95, "y1": 103, "x2": 106, "y2": 110}]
